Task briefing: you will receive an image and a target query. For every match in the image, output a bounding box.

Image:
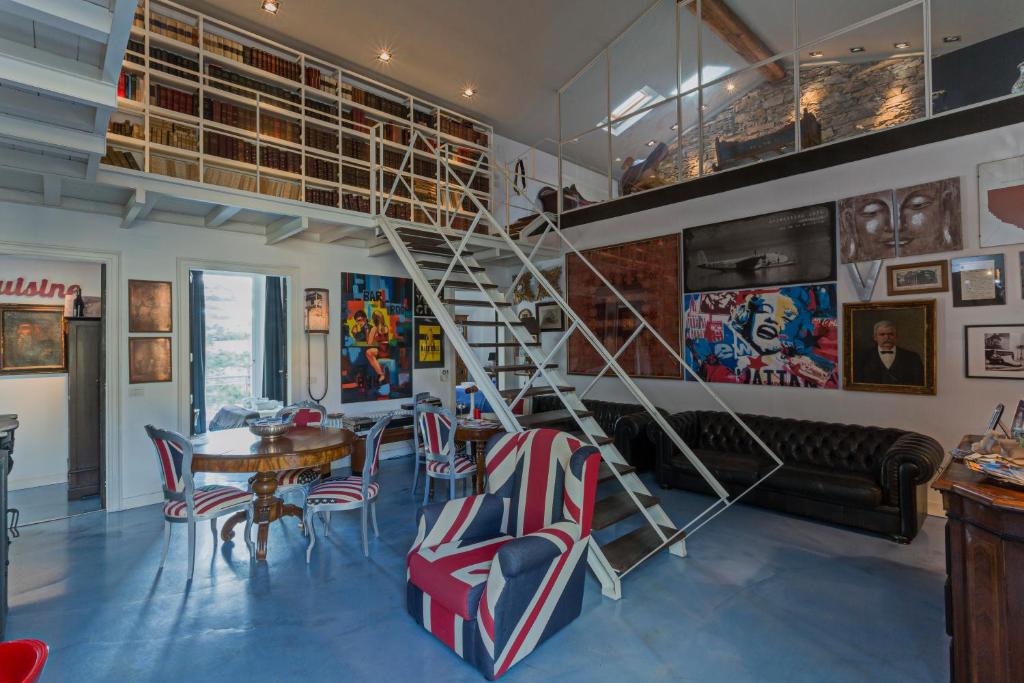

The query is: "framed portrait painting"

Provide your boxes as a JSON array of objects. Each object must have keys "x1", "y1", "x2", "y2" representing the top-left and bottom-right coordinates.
[
  {"x1": 885, "y1": 260, "x2": 949, "y2": 296},
  {"x1": 414, "y1": 318, "x2": 445, "y2": 369},
  {"x1": 964, "y1": 324, "x2": 1024, "y2": 379},
  {"x1": 128, "y1": 337, "x2": 172, "y2": 383},
  {"x1": 128, "y1": 280, "x2": 172, "y2": 333},
  {"x1": 0, "y1": 304, "x2": 65, "y2": 374},
  {"x1": 843, "y1": 300, "x2": 936, "y2": 395}
]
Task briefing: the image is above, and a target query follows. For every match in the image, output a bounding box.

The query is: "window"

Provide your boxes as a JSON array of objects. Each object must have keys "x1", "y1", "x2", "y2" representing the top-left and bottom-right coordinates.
[{"x1": 202, "y1": 272, "x2": 263, "y2": 425}]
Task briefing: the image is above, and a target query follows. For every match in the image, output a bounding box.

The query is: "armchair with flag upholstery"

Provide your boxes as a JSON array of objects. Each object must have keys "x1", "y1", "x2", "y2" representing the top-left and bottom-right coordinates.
[{"x1": 406, "y1": 428, "x2": 601, "y2": 680}]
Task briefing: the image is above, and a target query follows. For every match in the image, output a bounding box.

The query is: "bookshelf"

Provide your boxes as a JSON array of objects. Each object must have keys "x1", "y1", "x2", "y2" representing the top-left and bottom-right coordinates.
[{"x1": 106, "y1": 0, "x2": 493, "y2": 227}]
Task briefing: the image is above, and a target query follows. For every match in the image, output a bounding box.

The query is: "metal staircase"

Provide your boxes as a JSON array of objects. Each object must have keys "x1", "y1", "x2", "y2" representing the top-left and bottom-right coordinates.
[{"x1": 370, "y1": 127, "x2": 783, "y2": 600}]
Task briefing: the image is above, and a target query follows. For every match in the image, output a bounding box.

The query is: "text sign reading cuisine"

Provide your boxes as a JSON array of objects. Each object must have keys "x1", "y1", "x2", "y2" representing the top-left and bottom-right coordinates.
[
  {"x1": 683, "y1": 203, "x2": 836, "y2": 293},
  {"x1": 567, "y1": 234, "x2": 682, "y2": 379},
  {"x1": 684, "y1": 284, "x2": 839, "y2": 389}
]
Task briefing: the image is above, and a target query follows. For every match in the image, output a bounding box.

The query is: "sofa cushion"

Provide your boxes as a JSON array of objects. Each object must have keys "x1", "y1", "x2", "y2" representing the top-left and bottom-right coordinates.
[
  {"x1": 762, "y1": 464, "x2": 882, "y2": 508},
  {"x1": 669, "y1": 449, "x2": 762, "y2": 486},
  {"x1": 408, "y1": 535, "x2": 513, "y2": 620}
]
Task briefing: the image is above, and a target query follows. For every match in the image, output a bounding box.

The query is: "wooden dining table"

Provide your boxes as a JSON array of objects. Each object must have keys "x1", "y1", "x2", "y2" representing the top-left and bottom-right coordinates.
[{"x1": 190, "y1": 426, "x2": 355, "y2": 561}]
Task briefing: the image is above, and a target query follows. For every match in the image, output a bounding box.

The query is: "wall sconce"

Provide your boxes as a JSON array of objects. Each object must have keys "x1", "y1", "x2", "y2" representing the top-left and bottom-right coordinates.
[{"x1": 304, "y1": 288, "x2": 329, "y2": 401}]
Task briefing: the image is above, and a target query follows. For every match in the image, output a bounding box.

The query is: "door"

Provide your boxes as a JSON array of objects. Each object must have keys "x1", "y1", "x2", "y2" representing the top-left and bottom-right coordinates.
[{"x1": 67, "y1": 319, "x2": 102, "y2": 500}]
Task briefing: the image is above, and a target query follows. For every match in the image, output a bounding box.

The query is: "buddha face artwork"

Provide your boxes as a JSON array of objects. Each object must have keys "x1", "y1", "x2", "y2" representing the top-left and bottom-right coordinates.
[
  {"x1": 894, "y1": 177, "x2": 963, "y2": 257},
  {"x1": 838, "y1": 191, "x2": 896, "y2": 263}
]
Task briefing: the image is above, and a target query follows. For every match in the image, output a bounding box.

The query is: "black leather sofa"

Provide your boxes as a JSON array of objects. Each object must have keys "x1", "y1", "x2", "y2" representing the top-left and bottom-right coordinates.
[
  {"x1": 649, "y1": 411, "x2": 944, "y2": 543},
  {"x1": 531, "y1": 396, "x2": 666, "y2": 471}
]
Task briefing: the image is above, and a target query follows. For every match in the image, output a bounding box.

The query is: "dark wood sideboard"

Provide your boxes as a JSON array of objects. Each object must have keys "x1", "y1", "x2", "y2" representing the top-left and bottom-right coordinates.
[{"x1": 933, "y1": 458, "x2": 1024, "y2": 683}]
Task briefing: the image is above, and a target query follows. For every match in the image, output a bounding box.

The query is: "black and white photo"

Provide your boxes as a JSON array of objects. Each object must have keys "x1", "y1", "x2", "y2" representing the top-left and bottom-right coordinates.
[{"x1": 965, "y1": 324, "x2": 1024, "y2": 379}]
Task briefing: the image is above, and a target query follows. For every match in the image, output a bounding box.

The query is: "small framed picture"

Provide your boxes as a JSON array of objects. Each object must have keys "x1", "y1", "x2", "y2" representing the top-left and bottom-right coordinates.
[
  {"x1": 303, "y1": 288, "x2": 329, "y2": 333},
  {"x1": 964, "y1": 324, "x2": 1024, "y2": 380},
  {"x1": 129, "y1": 337, "x2": 172, "y2": 383},
  {"x1": 518, "y1": 308, "x2": 540, "y2": 343},
  {"x1": 414, "y1": 317, "x2": 445, "y2": 369},
  {"x1": 843, "y1": 299, "x2": 936, "y2": 395},
  {"x1": 535, "y1": 302, "x2": 565, "y2": 332},
  {"x1": 1011, "y1": 400, "x2": 1024, "y2": 438},
  {"x1": 951, "y1": 254, "x2": 1005, "y2": 307},
  {"x1": 128, "y1": 280, "x2": 172, "y2": 333},
  {"x1": 886, "y1": 260, "x2": 949, "y2": 296}
]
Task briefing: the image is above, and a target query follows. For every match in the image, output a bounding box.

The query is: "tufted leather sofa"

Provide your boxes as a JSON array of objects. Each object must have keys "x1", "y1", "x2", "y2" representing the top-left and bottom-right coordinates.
[
  {"x1": 531, "y1": 396, "x2": 667, "y2": 471},
  {"x1": 649, "y1": 411, "x2": 944, "y2": 543}
]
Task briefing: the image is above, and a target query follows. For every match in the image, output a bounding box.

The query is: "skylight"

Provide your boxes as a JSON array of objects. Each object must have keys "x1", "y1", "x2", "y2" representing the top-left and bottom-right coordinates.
[{"x1": 605, "y1": 86, "x2": 664, "y2": 136}]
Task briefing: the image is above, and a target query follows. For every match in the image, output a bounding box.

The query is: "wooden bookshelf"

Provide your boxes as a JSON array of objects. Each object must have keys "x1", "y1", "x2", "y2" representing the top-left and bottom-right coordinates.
[{"x1": 108, "y1": 0, "x2": 493, "y2": 219}]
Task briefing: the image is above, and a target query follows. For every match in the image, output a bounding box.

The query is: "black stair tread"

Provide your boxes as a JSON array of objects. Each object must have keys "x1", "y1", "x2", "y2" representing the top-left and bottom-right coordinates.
[
  {"x1": 592, "y1": 491, "x2": 661, "y2": 531},
  {"x1": 428, "y1": 279, "x2": 497, "y2": 290},
  {"x1": 598, "y1": 461, "x2": 636, "y2": 483},
  {"x1": 567, "y1": 431, "x2": 614, "y2": 446},
  {"x1": 517, "y1": 409, "x2": 593, "y2": 428},
  {"x1": 599, "y1": 525, "x2": 682, "y2": 574},
  {"x1": 498, "y1": 385, "x2": 574, "y2": 399},
  {"x1": 443, "y1": 299, "x2": 510, "y2": 307},
  {"x1": 468, "y1": 341, "x2": 540, "y2": 348},
  {"x1": 417, "y1": 261, "x2": 485, "y2": 273},
  {"x1": 487, "y1": 363, "x2": 558, "y2": 374},
  {"x1": 460, "y1": 319, "x2": 525, "y2": 327}
]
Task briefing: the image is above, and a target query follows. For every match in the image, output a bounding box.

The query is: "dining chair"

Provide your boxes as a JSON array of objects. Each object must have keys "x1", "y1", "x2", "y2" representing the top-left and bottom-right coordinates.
[
  {"x1": 303, "y1": 413, "x2": 389, "y2": 560},
  {"x1": 411, "y1": 391, "x2": 431, "y2": 498},
  {"x1": 145, "y1": 425, "x2": 255, "y2": 581},
  {"x1": 273, "y1": 401, "x2": 328, "y2": 508},
  {"x1": 419, "y1": 406, "x2": 476, "y2": 506}
]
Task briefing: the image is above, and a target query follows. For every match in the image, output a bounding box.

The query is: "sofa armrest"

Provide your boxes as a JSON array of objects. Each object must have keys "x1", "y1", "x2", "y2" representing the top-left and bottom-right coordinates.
[
  {"x1": 648, "y1": 412, "x2": 701, "y2": 472},
  {"x1": 410, "y1": 494, "x2": 508, "y2": 556},
  {"x1": 613, "y1": 412, "x2": 658, "y2": 471},
  {"x1": 494, "y1": 521, "x2": 581, "y2": 578},
  {"x1": 880, "y1": 433, "x2": 944, "y2": 488}
]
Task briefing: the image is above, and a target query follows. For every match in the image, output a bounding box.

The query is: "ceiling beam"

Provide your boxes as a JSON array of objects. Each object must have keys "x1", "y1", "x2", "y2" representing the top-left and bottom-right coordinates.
[
  {"x1": 316, "y1": 225, "x2": 368, "y2": 243},
  {"x1": 204, "y1": 204, "x2": 241, "y2": 227},
  {"x1": 366, "y1": 241, "x2": 394, "y2": 257},
  {"x1": 42, "y1": 174, "x2": 61, "y2": 207},
  {"x1": 121, "y1": 187, "x2": 157, "y2": 228},
  {"x1": 265, "y1": 215, "x2": 308, "y2": 244},
  {"x1": 0, "y1": 145, "x2": 87, "y2": 178},
  {"x1": 0, "y1": 0, "x2": 112, "y2": 44},
  {"x1": 687, "y1": 0, "x2": 786, "y2": 82},
  {"x1": 0, "y1": 111, "x2": 106, "y2": 156},
  {"x1": 0, "y1": 37, "x2": 114, "y2": 108}
]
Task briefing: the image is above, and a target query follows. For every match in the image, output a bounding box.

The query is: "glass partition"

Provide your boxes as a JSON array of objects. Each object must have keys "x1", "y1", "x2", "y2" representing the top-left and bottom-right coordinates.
[
  {"x1": 561, "y1": 126, "x2": 612, "y2": 206},
  {"x1": 561, "y1": 53, "x2": 608, "y2": 141}
]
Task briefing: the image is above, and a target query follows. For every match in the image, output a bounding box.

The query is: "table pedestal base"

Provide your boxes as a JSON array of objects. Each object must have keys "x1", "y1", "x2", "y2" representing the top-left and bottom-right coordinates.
[{"x1": 220, "y1": 471, "x2": 302, "y2": 561}]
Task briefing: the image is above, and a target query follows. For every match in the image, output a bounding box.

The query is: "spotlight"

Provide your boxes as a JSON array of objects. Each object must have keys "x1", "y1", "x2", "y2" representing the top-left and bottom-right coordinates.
[
  {"x1": 894, "y1": 41, "x2": 911, "y2": 49},
  {"x1": 808, "y1": 50, "x2": 823, "y2": 58},
  {"x1": 376, "y1": 48, "x2": 393, "y2": 64},
  {"x1": 849, "y1": 46, "x2": 865, "y2": 53},
  {"x1": 725, "y1": 81, "x2": 735, "y2": 92},
  {"x1": 670, "y1": 123, "x2": 678, "y2": 130},
  {"x1": 461, "y1": 86, "x2": 476, "y2": 99},
  {"x1": 646, "y1": 140, "x2": 656, "y2": 147},
  {"x1": 942, "y1": 35, "x2": 961, "y2": 43},
  {"x1": 260, "y1": 0, "x2": 280, "y2": 14}
]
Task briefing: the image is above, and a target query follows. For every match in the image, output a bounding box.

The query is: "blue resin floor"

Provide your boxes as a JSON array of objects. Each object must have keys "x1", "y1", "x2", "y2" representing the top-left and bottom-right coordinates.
[{"x1": 7, "y1": 458, "x2": 948, "y2": 682}]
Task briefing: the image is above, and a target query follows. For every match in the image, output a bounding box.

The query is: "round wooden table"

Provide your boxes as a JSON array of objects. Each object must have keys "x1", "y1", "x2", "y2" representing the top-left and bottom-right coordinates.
[
  {"x1": 190, "y1": 426, "x2": 355, "y2": 561},
  {"x1": 455, "y1": 420, "x2": 503, "y2": 494}
]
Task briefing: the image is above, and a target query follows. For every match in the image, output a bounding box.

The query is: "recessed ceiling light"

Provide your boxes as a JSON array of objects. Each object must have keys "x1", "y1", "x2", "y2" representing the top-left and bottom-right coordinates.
[
  {"x1": 376, "y1": 48, "x2": 393, "y2": 64},
  {"x1": 646, "y1": 140, "x2": 656, "y2": 147},
  {"x1": 461, "y1": 86, "x2": 476, "y2": 99},
  {"x1": 260, "y1": 0, "x2": 280, "y2": 14},
  {"x1": 943, "y1": 35, "x2": 961, "y2": 43},
  {"x1": 849, "y1": 46, "x2": 865, "y2": 53},
  {"x1": 725, "y1": 81, "x2": 735, "y2": 92},
  {"x1": 894, "y1": 41, "x2": 911, "y2": 49},
  {"x1": 808, "y1": 50, "x2": 823, "y2": 58},
  {"x1": 670, "y1": 123, "x2": 678, "y2": 130},
  {"x1": 615, "y1": 157, "x2": 622, "y2": 162}
]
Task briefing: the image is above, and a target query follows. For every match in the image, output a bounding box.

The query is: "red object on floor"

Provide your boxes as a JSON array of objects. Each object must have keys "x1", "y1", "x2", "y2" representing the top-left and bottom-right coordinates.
[
  {"x1": 473, "y1": 407, "x2": 481, "y2": 419},
  {"x1": 0, "y1": 639, "x2": 48, "y2": 683}
]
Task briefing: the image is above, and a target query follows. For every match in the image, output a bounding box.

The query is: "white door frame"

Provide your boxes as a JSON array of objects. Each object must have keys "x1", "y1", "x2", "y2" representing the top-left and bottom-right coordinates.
[
  {"x1": 0, "y1": 240, "x2": 123, "y2": 511},
  {"x1": 176, "y1": 258, "x2": 301, "y2": 434}
]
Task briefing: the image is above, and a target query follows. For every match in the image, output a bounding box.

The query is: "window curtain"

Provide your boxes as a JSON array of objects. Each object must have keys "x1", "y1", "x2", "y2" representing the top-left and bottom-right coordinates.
[
  {"x1": 262, "y1": 276, "x2": 287, "y2": 402},
  {"x1": 189, "y1": 270, "x2": 207, "y2": 435}
]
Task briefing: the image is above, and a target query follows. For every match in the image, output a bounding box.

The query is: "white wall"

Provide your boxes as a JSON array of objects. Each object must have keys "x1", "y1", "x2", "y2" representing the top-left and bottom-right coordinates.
[
  {"x1": 0, "y1": 256, "x2": 103, "y2": 490},
  {"x1": 562, "y1": 121, "x2": 1024, "y2": 510},
  {"x1": 0, "y1": 207, "x2": 445, "y2": 509}
]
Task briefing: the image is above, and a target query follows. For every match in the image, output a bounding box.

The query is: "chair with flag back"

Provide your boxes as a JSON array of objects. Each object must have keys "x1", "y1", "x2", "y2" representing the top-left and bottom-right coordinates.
[
  {"x1": 419, "y1": 405, "x2": 475, "y2": 506},
  {"x1": 406, "y1": 428, "x2": 602, "y2": 680},
  {"x1": 271, "y1": 401, "x2": 328, "y2": 507},
  {"x1": 145, "y1": 425, "x2": 255, "y2": 581},
  {"x1": 410, "y1": 391, "x2": 431, "y2": 498},
  {"x1": 304, "y1": 413, "x2": 390, "y2": 560}
]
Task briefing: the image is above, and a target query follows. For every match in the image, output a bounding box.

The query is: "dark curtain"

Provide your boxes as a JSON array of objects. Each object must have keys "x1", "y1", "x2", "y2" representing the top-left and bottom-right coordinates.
[
  {"x1": 189, "y1": 270, "x2": 207, "y2": 435},
  {"x1": 263, "y1": 276, "x2": 287, "y2": 402}
]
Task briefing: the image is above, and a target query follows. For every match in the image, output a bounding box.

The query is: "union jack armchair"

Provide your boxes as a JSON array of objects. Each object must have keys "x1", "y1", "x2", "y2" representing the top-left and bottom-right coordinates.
[{"x1": 406, "y1": 429, "x2": 601, "y2": 679}]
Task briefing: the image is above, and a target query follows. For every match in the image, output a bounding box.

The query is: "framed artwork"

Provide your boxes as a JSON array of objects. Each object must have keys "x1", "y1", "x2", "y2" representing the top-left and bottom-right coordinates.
[
  {"x1": 303, "y1": 288, "x2": 329, "y2": 333},
  {"x1": 894, "y1": 177, "x2": 963, "y2": 258},
  {"x1": 0, "y1": 304, "x2": 65, "y2": 374},
  {"x1": 127, "y1": 280, "x2": 172, "y2": 333},
  {"x1": 340, "y1": 272, "x2": 413, "y2": 402},
  {"x1": 414, "y1": 318, "x2": 445, "y2": 369},
  {"x1": 684, "y1": 284, "x2": 838, "y2": 389},
  {"x1": 128, "y1": 337, "x2": 172, "y2": 383},
  {"x1": 683, "y1": 203, "x2": 836, "y2": 293},
  {"x1": 964, "y1": 325, "x2": 1024, "y2": 380},
  {"x1": 843, "y1": 300, "x2": 936, "y2": 395},
  {"x1": 979, "y1": 155, "x2": 1024, "y2": 247},
  {"x1": 567, "y1": 234, "x2": 682, "y2": 378},
  {"x1": 413, "y1": 287, "x2": 431, "y2": 318},
  {"x1": 885, "y1": 260, "x2": 949, "y2": 296},
  {"x1": 951, "y1": 254, "x2": 1005, "y2": 307},
  {"x1": 1011, "y1": 400, "x2": 1024, "y2": 438},
  {"x1": 535, "y1": 302, "x2": 565, "y2": 332},
  {"x1": 518, "y1": 308, "x2": 540, "y2": 343},
  {"x1": 839, "y1": 190, "x2": 895, "y2": 263}
]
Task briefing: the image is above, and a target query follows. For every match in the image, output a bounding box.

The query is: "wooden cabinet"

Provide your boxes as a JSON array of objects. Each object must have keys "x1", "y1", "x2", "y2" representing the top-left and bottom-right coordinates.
[
  {"x1": 67, "y1": 319, "x2": 103, "y2": 502},
  {"x1": 933, "y1": 461, "x2": 1024, "y2": 683}
]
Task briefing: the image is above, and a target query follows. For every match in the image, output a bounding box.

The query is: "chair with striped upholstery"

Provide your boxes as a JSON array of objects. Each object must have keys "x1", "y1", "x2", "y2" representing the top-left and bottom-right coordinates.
[
  {"x1": 304, "y1": 413, "x2": 389, "y2": 560},
  {"x1": 406, "y1": 428, "x2": 601, "y2": 680},
  {"x1": 145, "y1": 425, "x2": 255, "y2": 581},
  {"x1": 272, "y1": 401, "x2": 328, "y2": 505},
  {"x1": 410, "y1": 391, "x2": 430, "y2": 498},
  {"x1": 420, "y1": 405, "x2": 475, "y2": 506}
]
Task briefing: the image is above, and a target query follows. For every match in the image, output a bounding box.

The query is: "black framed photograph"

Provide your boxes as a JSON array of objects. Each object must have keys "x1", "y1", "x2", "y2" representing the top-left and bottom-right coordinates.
[
  {"x1": 964, "y1": 324, "x2": 1024, "y2": 379},
  {"x1": 414, "y1": 317, "x2": 445, "y2": 369},
  {"x1": 885, "y1": 260, "x2": 949, "y2": 296},
  {"x1": 518, "y1": 307, "x2": 540, "y2": 343},
  {"x1": 535, "y1": 302, "x2": 565, "y2": 332},
  {"x1": 951, "y1": 254, "x2": 1005, "y2": 307},
  {"x1": 843, "y1": 299, "x2": 936, "y2": 395}
]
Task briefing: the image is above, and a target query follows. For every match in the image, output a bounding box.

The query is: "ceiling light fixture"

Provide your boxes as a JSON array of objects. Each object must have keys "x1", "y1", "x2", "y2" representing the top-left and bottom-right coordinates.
[
  {"x1": 260, "y1": 0, "x2": 280, "y2": 14},
  {"x1": 725, "y1": 81, "x2": 735, "y2": 92},
  {"x1": 376, "y1": 48, "x2": 393, "y2": 64},
  {"x1": 894, "y1": 41, "x2": 911, "y2": 49},
  {"x1": 849, "y1": 46, "x2": 865, "y2": 53},
  {"x1": 646, "y1": 140, "x2": 656, "y2": 147},
  {"x1": 461, "y1": 86, "x2": 476, "y2": 99},
  {"x1": 808, "y1": 50, "x2": 824, "y2": 58},
  {"x1": 943, "y1": 35, "x2": 961, "y2": 43},
  {"x1": 671, "y1": 123, "x2": 678, "y2": 130}
]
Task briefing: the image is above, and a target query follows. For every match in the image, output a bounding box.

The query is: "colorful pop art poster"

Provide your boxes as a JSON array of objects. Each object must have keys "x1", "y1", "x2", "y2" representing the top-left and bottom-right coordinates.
[
  {"x1": 341, "y1": 272, "x2": 413, "y2": 402},
  {"x1": 683, "y1": 284, "x2": 838, "y2": 389}
]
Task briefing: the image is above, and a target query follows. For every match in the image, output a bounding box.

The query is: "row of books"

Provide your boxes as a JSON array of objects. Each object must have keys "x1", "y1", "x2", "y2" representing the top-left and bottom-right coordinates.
[
  {"x1": 150, "y1": 11, "x2": 198, "y2": 47},
  {"x1": 306, "y1": 127, "x2": 338, "y2": 153},
  {"x1": 150, "y1": 119, "x2": 198, "y2": 151},
  {"x1": 385, "y1": 203, "x2": 412, "y2": 220},
  {"x1": 342, "y1": 138, "x2": 369, "y2": 162},
  {"x1": 260, "y1": 114, "x2": 301, "y2": 144},
  {"x1": 441, "y1": 117, "x2": 489, "y2": 146},
  {"x1": 151, "y1": 155, "x2": 198, "y2": 181},
  {"x1": 109, "y1": 117, "x2": 144, "y2": 140},
  {"x1": 413, "y1": 109, "x2": 435, "y2": 127},
  {"x1": 118, "y1": 72, "x2": 143, "y2": 101},
  {"x1": 382, "y1": 173, "x2": 410, "y2": 198},
  {"x1": 381, "y1": 150, "x2": 404, "y2": 170},
  {"x1": 102, "y1": 147, "x2": 142, "y2": 171},
  {"x1": 204, "y1": 132, "x2": 256, "y2": 165},
  {"x1": 306, "y1": 158, "x2": 338, "y2": 183},
  {"x1": 414, "y1": 178, "x2": 436, "y2": 202},
  {"x1": 306, "y1": 99, "x2": 338, "y2": 122},
  {"x1": 380, "y1": 123, "x2": 411, "y2": 145},
  {"x1": 205, "y1": 166, "x2": 257, "y2": 192},
  {"x1": 126, "y1": 39, "x2": 145, "y2": 65},
  {"x1": 150, "y1": 47, "x2": 198, "y2": 82},
  {"x1": 206, "y1": 65, "x2": 301, "y2": 108},
  {"x1": 413, "y1": 158, "x2": 436, "y2": 177},
  {"x1": 305, "y1": 67, "x2": 339, "y2": 96},
  {"x1": 260, "y1": 147, "x2": 302, "y2": 175},
  {"x1": 204, "y1": 98, "x2": 257, "y2": 132},
  {"x1": 342, "y1": 167, "x2": 370, "y2": 188},
  {"x1": 347, "y1": 86, "x2": 409, "y2": 119},
  {"x1": 203, "y1": 33, "x2": 301, "y2": 82},
  {"x1": 307, "y1": 188, "x2": 339, "y2": 207},
  {"x1": 342, "y1": 193, "x2": 372, "y2": 213},
  {"x1": 260, "y1": 177, "x2": 301, "y2": 201},
  {"x1": 150, "y1": 84, "x2": 198, "y2": 116},
  {"x1": 133, "y1": 3, "x2": 144, "y2": 28}
]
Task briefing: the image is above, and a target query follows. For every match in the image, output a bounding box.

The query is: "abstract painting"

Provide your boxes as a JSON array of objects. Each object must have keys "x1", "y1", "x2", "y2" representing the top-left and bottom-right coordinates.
[
  {"x1": 128, "y1": 280, "x2": 172, "y2": 333},
  {"x1": 683, "y1": 284, "x2": 838, "y2": 389},
  {"x1": 340, "y1": 272, "x2": 413, "y2": 402},
  {"x1": 128, "y1": 337, "x2": 172, "y2": 383},
  {"x1": 979, "y1": 155, "x2": 1024, "y2": 247}
]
